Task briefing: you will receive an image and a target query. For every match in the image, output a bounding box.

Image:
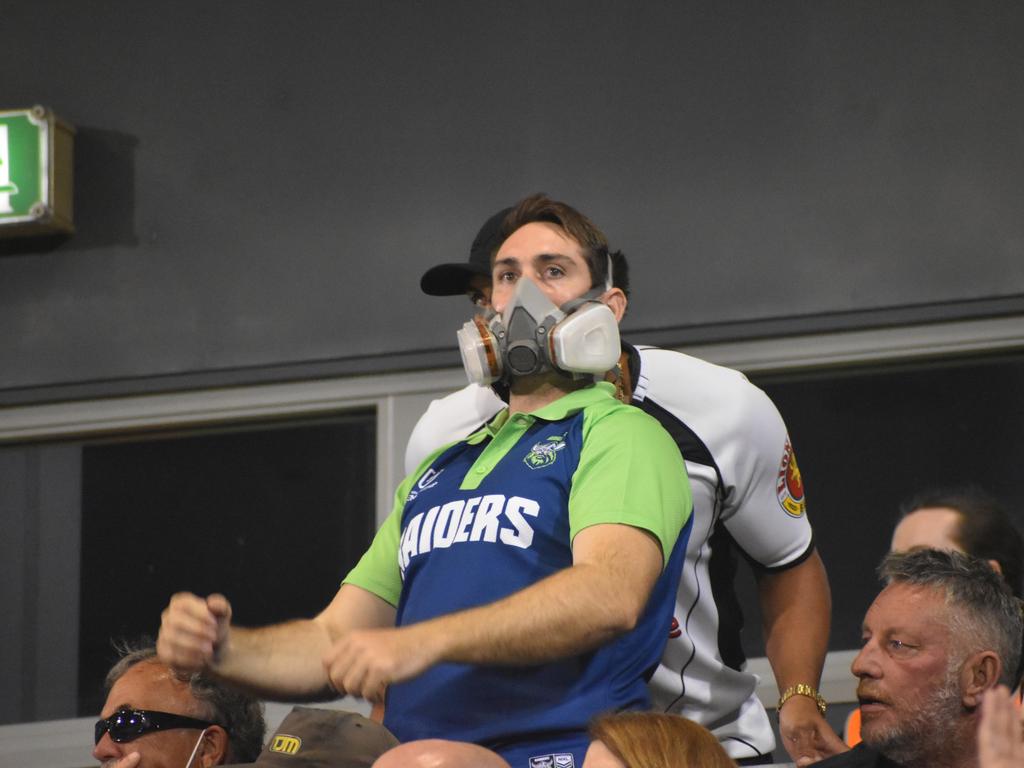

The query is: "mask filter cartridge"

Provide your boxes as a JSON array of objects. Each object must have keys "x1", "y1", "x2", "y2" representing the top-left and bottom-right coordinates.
[{"x1": 456, "y1": 277, "x2": 619, "y2": 386}]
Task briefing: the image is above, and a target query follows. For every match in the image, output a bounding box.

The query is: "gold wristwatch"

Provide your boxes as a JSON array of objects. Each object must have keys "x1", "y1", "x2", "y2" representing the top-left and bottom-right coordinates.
[{"x1": 777, "y1": 683, "x2": 827, "y2": 717}]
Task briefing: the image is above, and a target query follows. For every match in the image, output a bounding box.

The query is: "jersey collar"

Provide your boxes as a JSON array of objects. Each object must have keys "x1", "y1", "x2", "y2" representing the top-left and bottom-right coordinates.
[
  {"x1": 528, "y1": 381, "x2": 617, "y2": 421},
  {"x1": 466, "y1": 382, "x2": 618, "y2": 443}
]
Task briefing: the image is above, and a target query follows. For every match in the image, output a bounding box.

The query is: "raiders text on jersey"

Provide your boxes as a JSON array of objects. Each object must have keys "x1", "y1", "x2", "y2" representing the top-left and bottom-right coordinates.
[{"x1": 398, "y1": 494, "x2": 540, "y2": 576}]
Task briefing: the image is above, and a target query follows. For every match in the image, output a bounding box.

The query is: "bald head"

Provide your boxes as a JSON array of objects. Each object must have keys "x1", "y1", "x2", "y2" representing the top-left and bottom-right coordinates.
[{"x1": 372, "y1": 739, "x2": 511, "y2": 768}]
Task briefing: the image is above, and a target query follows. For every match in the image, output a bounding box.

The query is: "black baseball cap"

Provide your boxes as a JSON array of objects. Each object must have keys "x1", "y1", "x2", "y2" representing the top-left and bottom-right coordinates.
[{"x1": 419, "y1": 207, "x2": 513, "y2": 296}]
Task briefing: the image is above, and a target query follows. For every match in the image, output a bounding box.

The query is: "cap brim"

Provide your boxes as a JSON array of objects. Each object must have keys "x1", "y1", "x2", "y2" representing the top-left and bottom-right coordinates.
[{"x1": 419, "y1": 262, "x2": 490, "y2": 296}]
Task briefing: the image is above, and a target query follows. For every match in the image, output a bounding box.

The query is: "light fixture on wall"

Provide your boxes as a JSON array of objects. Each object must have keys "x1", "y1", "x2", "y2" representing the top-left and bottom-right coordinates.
[{"x1": 0, "y1": 105, "x2": 75, "y2": 238}]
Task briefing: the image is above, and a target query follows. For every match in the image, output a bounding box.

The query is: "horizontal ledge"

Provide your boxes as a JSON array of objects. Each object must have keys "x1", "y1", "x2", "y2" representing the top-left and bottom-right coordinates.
[
  {"x1": 682, "y1": 314, "x2": 1024, "y2": 374},
  {"x1": 748, "y1": 649, "x2": 859, "y2": 707},
  {"x1": 0, "y1": 367, "x2": 468, "y2": 443},
  {"x1": 3, "y1": 294, "x2": 1023, "y2": 407},
  {"x1": 2, "y1": 314, "x2": 1023, "y2": 443}
]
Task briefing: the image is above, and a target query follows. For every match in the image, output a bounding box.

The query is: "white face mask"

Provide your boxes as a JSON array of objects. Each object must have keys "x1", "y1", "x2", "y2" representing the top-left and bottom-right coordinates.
[{"x1": 457, "y1": 276, "x2": 620, "y2": 386}]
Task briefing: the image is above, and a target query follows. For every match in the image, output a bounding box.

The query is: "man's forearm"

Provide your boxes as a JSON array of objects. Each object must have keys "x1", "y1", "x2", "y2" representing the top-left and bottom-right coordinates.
[
  {"x1": 211, "y1": 619, "x2": 337, "y2": 701},
  {"x1": 759, "y1": 549, "x2": 832, "y2": 692},
  {"x1": 421, "y1": 564, "x2": 638, "y2": 665},
  {"x1": 160, "y1": 587, "x2": 398, "y2": 703},
  {"x1": 324, "y1": 524, "x2": 664, "y2": 700},
  {"x1": 414, "y1": 525, "x2": 661, "y2": 667},
  {"x1": 759, "y1": 549, "x2": 847, "y2": 762}
]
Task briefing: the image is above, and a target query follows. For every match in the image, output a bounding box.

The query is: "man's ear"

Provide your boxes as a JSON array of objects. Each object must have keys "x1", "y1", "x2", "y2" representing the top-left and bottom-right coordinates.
[
  {"x1": 960, "y1": 650, "x2": 1003, "y2": 708},
  {"x1": 198, "y1": 725, "x2": 230, "y2": 768},
  {"x1": 987, "y1": 558, "x2": 1004, "y2": 577},
  {"x1": 601, "y1": 288, "x2": 627, "y2": 322}
]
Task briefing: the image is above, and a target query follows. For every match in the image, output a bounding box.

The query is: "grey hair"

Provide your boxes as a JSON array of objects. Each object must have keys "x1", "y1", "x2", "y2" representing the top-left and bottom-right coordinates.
[
  {"x1": 879, "y1": 549, "x2": 1024, "y2": 688},
  {"x1": 105, "y1": 639, "x2": 265, "y2": 763}
]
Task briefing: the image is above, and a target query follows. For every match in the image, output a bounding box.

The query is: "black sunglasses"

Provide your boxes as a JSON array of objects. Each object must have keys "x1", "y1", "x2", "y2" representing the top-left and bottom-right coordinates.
[{"x1": 94, "y1": 708, "x2": 218, "y2": 744}]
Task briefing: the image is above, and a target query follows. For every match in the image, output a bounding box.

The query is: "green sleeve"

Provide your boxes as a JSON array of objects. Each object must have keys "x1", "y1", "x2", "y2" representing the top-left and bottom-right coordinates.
[
  {"x1": 342, "y1": 440, "x2": 464, "y2": 606},
  {"x1": 569, "y1": 403, "x2": 692, "y2": 566},
  {"x1": 341, "y1": 482, "x2": 407, "y2": 607}
]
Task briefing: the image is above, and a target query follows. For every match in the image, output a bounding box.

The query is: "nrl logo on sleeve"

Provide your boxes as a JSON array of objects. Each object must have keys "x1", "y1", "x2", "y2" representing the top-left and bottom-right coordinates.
[
  {"x1": 523, "y1": 434, "x2": 567, "y2": 469},
  {"x1": 776, "y1": 438, "x2": 806, "y2": 518}
]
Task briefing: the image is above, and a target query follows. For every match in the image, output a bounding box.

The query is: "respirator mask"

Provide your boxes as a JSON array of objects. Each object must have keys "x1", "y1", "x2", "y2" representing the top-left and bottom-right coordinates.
[{"x1": 457, "y1": 273, "x2": 620, "y2": 386}]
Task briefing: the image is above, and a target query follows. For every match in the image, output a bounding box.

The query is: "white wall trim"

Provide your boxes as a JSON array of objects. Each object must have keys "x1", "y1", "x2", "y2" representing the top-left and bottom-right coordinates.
[
  {"x1": 747, "y1": 649, "x2": 859, "y2": 708},
  {"x1": 0, "y1": 367, "x2": 469, "y2": 443},
  {"x1": 677, "y1": 314, "x2": 1024, "y2": 373},
  {"x1": 2, "y1": 315, "x2": 1021, "y2": 445}
]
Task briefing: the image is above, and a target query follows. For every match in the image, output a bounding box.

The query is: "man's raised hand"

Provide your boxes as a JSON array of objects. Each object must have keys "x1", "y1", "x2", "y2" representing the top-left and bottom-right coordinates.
[{"x1": 157, "y1": 592, "x2": 232, "y2": 672}]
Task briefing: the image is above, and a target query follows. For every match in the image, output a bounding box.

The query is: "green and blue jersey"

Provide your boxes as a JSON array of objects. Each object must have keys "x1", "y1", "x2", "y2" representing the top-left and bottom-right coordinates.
[{"x1": 346, "y1": 382, "x2": 692, "y2": 764}]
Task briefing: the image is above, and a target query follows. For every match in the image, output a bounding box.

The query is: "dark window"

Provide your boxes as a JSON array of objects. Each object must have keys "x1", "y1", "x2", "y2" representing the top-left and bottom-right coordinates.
[
  {"x1": 78, "y1": 411, "x2": 375, "y2": 716},
  {"x1": 736, "y1": 351, "x2": 1024, "y2": 656}
]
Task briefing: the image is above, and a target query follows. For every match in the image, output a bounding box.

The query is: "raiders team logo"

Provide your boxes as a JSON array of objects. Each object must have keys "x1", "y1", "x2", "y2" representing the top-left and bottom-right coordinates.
[
  {"x1": 523, "y1": 434, "x2": 567, "y2": 470},
  {"x1": 776, "y1": 439, "x2": 806, "y2": 518},
  {"x1": 529, "y1": 754, "x2": 574, "y2": 768}
]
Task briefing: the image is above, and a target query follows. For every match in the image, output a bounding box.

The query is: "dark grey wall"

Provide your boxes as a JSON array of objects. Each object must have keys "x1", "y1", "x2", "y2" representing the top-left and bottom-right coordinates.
[{"x1": 3, "y1": 1, "x2": 1023, "y2": 400}]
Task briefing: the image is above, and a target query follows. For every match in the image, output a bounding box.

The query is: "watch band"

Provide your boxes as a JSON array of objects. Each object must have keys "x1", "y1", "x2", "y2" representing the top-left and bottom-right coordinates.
[{"x1": 777, "y1": 683, "x2": 827, "y2": 717}]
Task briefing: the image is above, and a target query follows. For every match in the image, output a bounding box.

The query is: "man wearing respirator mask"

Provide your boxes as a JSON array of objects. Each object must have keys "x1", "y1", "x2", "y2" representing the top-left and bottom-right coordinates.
[
  {"x1": 409, "y1": 196, "x2": 842, "y2": 766},
  {"x1": 157, "y1": 194, "x2": 692, "y2": 768},
  {"x1": 456, "y1": 244, "x2": 621, "y2": 388}
]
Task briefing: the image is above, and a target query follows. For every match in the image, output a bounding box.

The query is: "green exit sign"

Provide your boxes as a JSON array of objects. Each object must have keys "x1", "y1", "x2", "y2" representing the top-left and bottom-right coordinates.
[{"x1": 0, "y1": 105, "x2": 75, "y2": 237}]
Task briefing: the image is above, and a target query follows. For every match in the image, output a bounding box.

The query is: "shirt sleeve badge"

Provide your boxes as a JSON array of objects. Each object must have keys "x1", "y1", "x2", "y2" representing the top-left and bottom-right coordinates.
[{"x1": 776, "y1": 438, "x2": 806, "y2": 518}]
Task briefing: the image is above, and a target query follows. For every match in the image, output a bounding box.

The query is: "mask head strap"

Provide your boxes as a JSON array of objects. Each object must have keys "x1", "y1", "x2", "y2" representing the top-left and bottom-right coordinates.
[{"x1": 559, "y1": 285, "x2": 608, "y2": 314}]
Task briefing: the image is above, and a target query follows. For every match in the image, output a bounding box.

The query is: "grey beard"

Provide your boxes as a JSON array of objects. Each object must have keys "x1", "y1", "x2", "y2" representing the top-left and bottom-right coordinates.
[{"x1": 864, "y1": 667, "x2": 965, "y2": 766}]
